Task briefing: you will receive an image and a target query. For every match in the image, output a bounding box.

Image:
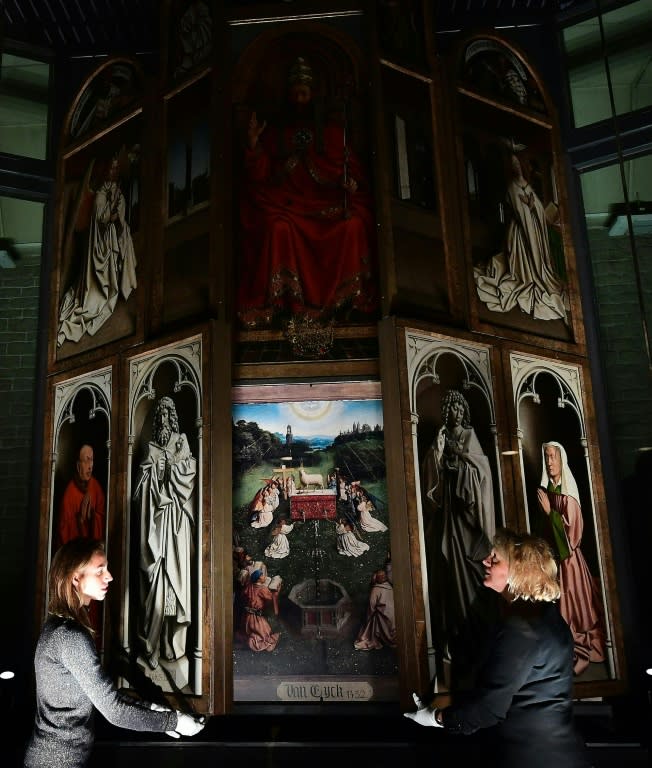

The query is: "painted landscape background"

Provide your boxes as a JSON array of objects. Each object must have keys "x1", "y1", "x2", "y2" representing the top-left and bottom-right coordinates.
[{"x1": 231, "y1": 399, "x2": 398, "y2": 702}]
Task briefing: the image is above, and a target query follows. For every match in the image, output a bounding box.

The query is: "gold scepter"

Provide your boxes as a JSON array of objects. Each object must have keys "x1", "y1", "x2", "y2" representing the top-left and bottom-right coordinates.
[{"x1": 342, "y1": 98, "x2": 351, "y2": 220}]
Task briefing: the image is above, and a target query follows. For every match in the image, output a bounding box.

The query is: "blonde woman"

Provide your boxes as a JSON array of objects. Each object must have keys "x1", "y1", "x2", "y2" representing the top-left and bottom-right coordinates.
[{"x1": 405, "y1": 528, "x2": 590, "y2": 768}]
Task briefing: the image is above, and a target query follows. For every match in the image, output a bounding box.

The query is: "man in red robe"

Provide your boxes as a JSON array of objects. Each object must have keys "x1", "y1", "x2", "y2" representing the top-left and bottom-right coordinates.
[
  {"x1": 241, "y1": 570, "x2": 280, "y2": 652},
  {"x1": 57, "y1": 443, "x2": 106, "y2": 642},
  {"x1": 57, "y1": 443, "x2": 106, "y2": 548},
  {"x1": 238, "y1": 56, "x2": 377, "y2": 328}
]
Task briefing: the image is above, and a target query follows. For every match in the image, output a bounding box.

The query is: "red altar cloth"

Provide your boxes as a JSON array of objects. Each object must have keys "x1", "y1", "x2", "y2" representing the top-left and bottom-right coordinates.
[{"x1": 290, "y1": 492, "x2": 337, "y2": 521}]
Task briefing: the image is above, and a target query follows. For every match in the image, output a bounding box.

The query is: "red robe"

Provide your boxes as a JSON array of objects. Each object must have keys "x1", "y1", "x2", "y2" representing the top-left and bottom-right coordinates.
[
  {"x1": 354, "y1": 580, "x2": 397, "y2": 650},
  {"x1": 241, "y1": 582, "x2": 280, "y2": 652},
  {"x1": 57, "y1": 475, "x2": 106, "y2": 547},
  {"x1": 238, "y1": 112, "x2": 377, "y2": 327},
  {"x1": 545, "y1": 488, "x2": 605, "y2": 674},
  {"x1": 57, "y1": 475, "x2": 106, "y2": 643}
]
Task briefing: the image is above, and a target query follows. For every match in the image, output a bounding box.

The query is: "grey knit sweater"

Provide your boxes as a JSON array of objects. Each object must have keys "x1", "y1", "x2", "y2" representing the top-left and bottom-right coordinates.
[{"x1": 23, "y1": 615, "x2": 177, "y2": 768}]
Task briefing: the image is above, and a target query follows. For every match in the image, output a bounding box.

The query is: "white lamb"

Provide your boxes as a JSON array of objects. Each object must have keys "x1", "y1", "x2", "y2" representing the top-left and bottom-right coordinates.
[{"x1": 299, "y1": 465, "x2": 324, "y2": 490}]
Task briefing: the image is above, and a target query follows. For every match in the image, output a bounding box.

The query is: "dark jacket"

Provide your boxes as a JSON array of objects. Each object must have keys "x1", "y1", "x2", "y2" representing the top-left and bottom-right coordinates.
[{"x1": 442, "y1": 600, "x2": 591, "y2": 768}]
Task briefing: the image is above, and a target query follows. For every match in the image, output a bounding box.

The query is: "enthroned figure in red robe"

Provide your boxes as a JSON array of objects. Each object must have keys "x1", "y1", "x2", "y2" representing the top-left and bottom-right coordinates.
[{"x1": 237, "y1": 55, "x2": 377, "y2": 328}]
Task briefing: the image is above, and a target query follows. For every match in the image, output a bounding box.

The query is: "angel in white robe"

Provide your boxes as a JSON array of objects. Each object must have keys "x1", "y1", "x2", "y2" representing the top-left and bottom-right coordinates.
[
  {"x1": 58, "y1": 155, "x2": 137, "y2": 346},
  {"x1": 264, "y1": 518, "x2": 294, "y2": 559},
  {"x1": 474, "y1": 150, "x2": 567, "y2": 321}
]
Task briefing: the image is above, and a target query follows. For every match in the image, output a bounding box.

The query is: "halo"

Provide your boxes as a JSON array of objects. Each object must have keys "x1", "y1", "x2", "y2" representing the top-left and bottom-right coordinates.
[{"x1": 288, "y1": 401, "x2": 332, "y2": 421}]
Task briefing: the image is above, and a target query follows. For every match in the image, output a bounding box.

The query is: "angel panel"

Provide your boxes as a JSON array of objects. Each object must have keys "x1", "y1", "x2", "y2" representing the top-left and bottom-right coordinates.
[
  {"x1": 470, "y1": 136, "x2": 568, "y2": 325},
  {"x1": 457, "y1": 37, "x2": 574, "y2": 343},
  {"x1": 56, "y1": 120, "x2": 142, "y2": 360}
]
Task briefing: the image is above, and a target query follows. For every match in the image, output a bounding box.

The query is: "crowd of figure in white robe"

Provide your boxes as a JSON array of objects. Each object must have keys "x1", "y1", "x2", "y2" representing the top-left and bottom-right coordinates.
[{"x1": 235, "y1": 466, "x2": 395, "y2": 654}]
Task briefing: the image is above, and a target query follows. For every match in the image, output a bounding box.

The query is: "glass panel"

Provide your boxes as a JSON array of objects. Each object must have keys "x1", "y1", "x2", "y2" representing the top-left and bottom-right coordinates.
[
  {"x1": 381, "y1": 65, "x2": 437, "y2": 211},
  {"x1": 166, "y1": 77, "x2": 211, "y2": 219},
  {"x1": 563, "y1": 18, "x2": 609, "y2": 128},
  {"x1": 579, "y1": 152, "x2": 652, "y2": 481},
  {"x1": 563, "y1": 0, "x2": 652, "y2": 128},
  {"x1": 0, "y1": 196, "x2": 44, "y2": 653},
  {"x1": 0, "y1": 54, "x2": 50, "y2": 159},
  {"x1": 602, "y1": 1, "x2": 652, "y2": 117}
]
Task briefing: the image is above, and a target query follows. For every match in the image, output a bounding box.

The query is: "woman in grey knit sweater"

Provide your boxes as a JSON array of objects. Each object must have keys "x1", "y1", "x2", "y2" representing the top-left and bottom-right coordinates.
[{"x1": 24, "y1": 538, "x2": 204, "y2": 767}]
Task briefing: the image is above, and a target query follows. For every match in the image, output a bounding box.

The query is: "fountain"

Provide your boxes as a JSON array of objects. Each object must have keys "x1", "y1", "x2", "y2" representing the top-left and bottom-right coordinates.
[{"x1": 287, "y1": 520, "x2": 352, "y2": 637}]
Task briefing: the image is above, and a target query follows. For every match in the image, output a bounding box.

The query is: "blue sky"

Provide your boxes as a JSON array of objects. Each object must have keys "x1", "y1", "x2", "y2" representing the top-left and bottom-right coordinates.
[{"x1": 233, "y1": 399, "x2": 383, "y2": 437}]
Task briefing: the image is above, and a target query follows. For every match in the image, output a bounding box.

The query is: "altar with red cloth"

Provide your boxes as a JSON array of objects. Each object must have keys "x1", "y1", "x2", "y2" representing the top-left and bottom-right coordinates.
[{"x1": 290, "y1": 490, "x2": 337, "y2": 521}]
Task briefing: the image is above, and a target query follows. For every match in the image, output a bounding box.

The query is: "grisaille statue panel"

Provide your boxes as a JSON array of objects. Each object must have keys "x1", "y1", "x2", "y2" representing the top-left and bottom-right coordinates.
[{"x1": 125, "y1": 336, "x2": 203, "y2": 695}]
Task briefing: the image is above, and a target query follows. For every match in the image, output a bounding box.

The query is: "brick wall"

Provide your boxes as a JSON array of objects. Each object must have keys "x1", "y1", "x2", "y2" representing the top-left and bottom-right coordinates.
[
  {"x1": 587, "y1": 230, "x2": 652, "y2": 482},
  {"x1": 0, "y1": 250, "x2": 41, "y2": 652}
]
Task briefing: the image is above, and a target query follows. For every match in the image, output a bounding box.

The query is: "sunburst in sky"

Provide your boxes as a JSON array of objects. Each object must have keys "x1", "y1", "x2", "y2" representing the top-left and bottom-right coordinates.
[{"x1": 233, "y1": 399, "x2": 383, "y2": 437}]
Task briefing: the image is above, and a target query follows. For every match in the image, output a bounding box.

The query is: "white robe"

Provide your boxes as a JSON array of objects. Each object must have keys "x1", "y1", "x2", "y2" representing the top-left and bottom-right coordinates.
[
  {"x1": 264, "y1": 522, "x2": 294, "y2": 559},
  {"x1": 335, "y1": 522, "x2": 369, "y2": 557},
  {"x1": 58, "y1": 180, "x2": 137, "y2": 346},
  {"x1": 251, "y1": 489, "x2": 274, "y2": 528},
  {"x1": 357, "y1": 499, "x2": 388, "y2": 533},
  {"x1": 474, "y1": 176, "x2": 566, "y2": 321},
  {"x1": 135, "y1": 432, "x2": 196, "y2": 668}
]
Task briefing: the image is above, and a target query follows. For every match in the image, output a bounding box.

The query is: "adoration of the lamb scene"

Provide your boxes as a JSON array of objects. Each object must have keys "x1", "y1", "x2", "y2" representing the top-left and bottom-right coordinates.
[{"x1": 232, "y1": 399, "x2": 397, "y2": 702}]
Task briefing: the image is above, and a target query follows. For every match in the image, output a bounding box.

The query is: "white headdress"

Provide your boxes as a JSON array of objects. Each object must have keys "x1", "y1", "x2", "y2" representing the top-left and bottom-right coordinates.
[{"x1": 540, "y1": 440, "x2": 580, "y2": 505}]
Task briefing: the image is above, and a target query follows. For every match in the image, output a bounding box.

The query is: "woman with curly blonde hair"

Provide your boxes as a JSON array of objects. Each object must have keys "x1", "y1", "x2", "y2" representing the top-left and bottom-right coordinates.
[
  {"x1": 492, "y1": 527, "x2": 561, "y2": 603},
  {"x1": 405, "y1": 528, "x2": 591, "y2": 768}
]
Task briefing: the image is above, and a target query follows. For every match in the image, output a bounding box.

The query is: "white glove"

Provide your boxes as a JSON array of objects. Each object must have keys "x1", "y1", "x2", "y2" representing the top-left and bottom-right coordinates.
[
  {"x1": 149, "y1": 701, "x2": 178, "y2": 738},
  {"x1": 403, "y1": 692, "x2": 443, "y2": 728},
  {"x1": 150, "y1": 702, "x2": 204, "y2": 738},
  {"x1": 173, "y1": 711, "x2": 206, "y2": 737}
]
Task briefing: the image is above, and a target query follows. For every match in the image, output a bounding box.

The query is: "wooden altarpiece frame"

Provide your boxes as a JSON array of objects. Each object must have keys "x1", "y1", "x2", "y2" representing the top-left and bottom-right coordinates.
[
  {"x1": 50, "y1": 56, "x2": 147, "y2": 368},
  {"x1": 503, "y1": 347, "x2": 625, "y2": 696},
  {"x1": 380, "y1": 320, "x2": 510, "y2": 703},
  {"x1": 452, "y1": 33, "x2": 586, "y2": 354},
  {"x1": 378, "y1": 318, "x2": 626, "y2": 704},
  {"x1": 118, "y1": 328, "x2": 213, "y2": 710},
  {"x1": 36, "y1": 362, "x2": 116, "y2": 654},
  {"x1": 230, "y1": 379, "x2": 400, "y2": 706},
  {"x1": 230, "y1": 17, "x2": 381, "y2": 337}
]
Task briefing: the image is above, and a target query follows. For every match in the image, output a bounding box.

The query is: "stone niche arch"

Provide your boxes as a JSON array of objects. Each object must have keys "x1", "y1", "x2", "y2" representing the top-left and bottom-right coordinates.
[{"x1": 123, "y1": 335, "x2": 204, "y2": 695}]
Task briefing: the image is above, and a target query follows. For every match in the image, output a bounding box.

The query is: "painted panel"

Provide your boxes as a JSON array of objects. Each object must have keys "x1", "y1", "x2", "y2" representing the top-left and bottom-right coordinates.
[
  {"x1": 232, "y1": 384, "x2": 398, "y2": 703},
  {"x1": 511, "y1": 352, "x2": 614, "y2": 682},
  {"x1": 124, "y1": 335, "x2": 203, "y2": 695}
]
